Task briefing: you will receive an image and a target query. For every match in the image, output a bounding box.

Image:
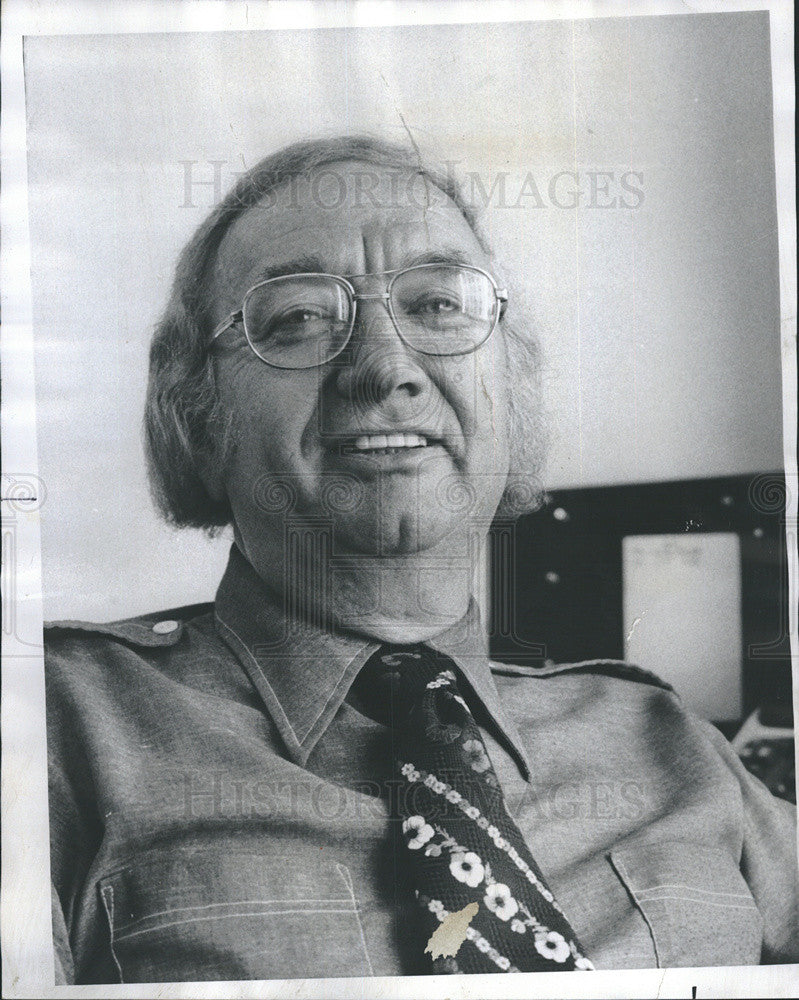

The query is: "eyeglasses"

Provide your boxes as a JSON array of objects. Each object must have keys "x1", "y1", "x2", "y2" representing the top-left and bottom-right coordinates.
[{"x1": 210, "y1": 263, "x2": 508, "y2": 370}]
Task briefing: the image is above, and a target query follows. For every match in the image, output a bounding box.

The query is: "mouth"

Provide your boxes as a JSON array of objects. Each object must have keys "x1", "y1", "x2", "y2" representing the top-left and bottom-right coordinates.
[{"x1": 341, "y1": 432, "x2": 433, "y2": 456}]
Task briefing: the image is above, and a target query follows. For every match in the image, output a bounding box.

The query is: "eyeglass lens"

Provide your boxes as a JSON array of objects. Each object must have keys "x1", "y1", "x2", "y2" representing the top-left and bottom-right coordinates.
[{"x1": 242, "y1": 265, "x2": 498, "y2": 368}]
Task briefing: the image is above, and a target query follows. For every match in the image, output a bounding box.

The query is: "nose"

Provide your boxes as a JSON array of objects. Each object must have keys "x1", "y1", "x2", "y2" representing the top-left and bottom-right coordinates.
[{"x1": 333, "y1": 296, "x2": 428, "y2": 407}]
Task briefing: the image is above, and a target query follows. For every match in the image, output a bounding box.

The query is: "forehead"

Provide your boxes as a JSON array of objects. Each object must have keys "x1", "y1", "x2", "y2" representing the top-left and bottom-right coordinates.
[{"x1": 211, "y1": 161, "x2": 487, "y2": 291}]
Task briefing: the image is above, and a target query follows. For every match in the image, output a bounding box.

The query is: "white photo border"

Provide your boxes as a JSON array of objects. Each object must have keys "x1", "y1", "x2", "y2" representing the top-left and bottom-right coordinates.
[{"x1": 2, "y1": 1, "x2": 796, "y2": 998}]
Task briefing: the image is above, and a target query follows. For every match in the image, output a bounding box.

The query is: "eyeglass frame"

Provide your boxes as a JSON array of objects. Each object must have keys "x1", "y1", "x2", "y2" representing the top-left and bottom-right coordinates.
[{"x1": 209, "y1": 262, "x2": 509, "y2": 370}]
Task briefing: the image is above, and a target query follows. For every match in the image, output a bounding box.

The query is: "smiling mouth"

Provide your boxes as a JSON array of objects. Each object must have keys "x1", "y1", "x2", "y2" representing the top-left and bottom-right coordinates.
[{"x1": 339, "y1": 432, "x2": 435, "y2": 455}]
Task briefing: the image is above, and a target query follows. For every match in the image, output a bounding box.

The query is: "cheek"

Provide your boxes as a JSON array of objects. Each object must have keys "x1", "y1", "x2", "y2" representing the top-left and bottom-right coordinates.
[
  {"x1": 475, "y1": 342, "x2": 512, "y2": 511},
  {"x1": 219, "y1": 362, "x2": 313, "y2": 432},
  {"x1": 473, "y1": 336, "x2": 511, "y2": 436},
  {"x1": 216, "y1": 362, "x2": 321, "y2": 472},
  {"x1": 434, "y1": 348, "x2": 501, "y2": 428}
]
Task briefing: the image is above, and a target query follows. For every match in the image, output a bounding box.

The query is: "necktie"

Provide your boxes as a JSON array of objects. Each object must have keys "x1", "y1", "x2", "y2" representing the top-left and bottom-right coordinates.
[{"x1": 354, "y1": 644, "x2": 593, "y2": 975}]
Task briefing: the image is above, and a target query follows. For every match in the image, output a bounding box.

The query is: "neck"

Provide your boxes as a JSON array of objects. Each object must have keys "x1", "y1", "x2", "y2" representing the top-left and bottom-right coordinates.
[
  {"x1": 235, "y1": 525, "x2": 484, "y2": 644},
  {"x1": 328, "y1": 553, "x2": 476, "y2": 643}
]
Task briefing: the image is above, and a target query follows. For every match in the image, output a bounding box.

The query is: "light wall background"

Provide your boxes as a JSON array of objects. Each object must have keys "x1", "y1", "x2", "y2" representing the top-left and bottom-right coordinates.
[{"x1": 24, "y1": 12, "x2": 783, "y2": 621}]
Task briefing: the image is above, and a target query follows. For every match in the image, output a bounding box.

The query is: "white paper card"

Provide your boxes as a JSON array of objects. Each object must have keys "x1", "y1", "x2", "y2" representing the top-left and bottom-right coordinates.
[{"x1": 623, "y1": 532, "x2": 743, "y2": 720}]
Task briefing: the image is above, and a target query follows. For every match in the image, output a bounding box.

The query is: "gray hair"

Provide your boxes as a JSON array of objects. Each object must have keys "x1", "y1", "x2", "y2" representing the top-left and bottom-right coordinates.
[{"x1": 144, "y1": 134, "x2": 545, "y2": 530}]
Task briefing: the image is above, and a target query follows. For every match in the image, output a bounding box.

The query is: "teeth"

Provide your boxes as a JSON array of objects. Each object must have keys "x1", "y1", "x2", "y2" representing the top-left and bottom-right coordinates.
[{"x1": 353, "y1": 433, "x2": 428, "y2": 451}]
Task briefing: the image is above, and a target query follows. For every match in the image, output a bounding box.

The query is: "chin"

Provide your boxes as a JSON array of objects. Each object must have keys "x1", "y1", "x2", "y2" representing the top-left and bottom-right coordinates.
[{"x1": 333, "y1": 507, "x2": 462, "y2": 556}]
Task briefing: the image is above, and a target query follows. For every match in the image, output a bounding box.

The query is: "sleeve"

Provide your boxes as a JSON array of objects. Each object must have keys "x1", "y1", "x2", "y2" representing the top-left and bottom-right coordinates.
[
  {"x1": 51, "y1": 883, "x2": 75, "y2": 985},
  {"x1": 46, "y1": 637, "x2": 105, "y2": 984},
  {"x1": 699, "y1": 718, "x2": 799, "y2": 963}
]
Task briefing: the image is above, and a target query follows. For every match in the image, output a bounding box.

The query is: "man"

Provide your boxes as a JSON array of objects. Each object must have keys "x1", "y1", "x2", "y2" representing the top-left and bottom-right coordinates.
[{"x1": 46, "y1": 135, "x2": 798, "y2": 984}]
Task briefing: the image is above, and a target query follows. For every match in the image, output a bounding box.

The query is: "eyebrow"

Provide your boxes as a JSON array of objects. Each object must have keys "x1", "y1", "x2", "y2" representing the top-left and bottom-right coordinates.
[
  {"x1": 397, "y1": 248, "x2": 473, "y2": 271},
  {"x1": 247, "y1": 247, "x2": 476, "y2": 284},
  {"x1": 249, "y1": 255, "x2": 329, "y2": 283}
]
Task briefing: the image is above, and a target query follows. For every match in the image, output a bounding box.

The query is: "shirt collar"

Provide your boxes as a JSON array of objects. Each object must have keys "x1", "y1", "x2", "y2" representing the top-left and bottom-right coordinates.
[{"x1": 214, "y1": 543, "x2": 531, "y2": 778}]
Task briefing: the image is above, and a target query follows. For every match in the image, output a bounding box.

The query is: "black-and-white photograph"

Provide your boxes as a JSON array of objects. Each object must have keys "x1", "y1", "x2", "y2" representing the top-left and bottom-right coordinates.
[{"x1": 2, "y1": 2, "x2": 797, "y2": 997}]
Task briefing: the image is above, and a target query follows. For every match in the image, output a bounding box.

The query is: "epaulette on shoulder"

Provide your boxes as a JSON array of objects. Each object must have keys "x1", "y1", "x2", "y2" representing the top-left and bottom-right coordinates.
[
  {"x1": 44, "y1": 602, "x2": 213, "y2": 648},
  {"x1": 489, "y1": 657, "x2": 675, "y2": 694}
]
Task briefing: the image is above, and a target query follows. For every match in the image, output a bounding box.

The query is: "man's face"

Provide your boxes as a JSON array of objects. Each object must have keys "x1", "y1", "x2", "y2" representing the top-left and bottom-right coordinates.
[{"x1": 207, "y1": 161, "x2": 511, "y2": 565}]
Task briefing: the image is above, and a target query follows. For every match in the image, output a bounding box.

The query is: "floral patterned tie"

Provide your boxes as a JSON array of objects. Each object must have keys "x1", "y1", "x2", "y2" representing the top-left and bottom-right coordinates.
[{"x1": 354, "y1": 644, "x2": 593, "y2": 975}]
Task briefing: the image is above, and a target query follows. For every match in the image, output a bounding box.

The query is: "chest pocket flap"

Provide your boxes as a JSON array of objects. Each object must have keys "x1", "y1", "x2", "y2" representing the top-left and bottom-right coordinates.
[
  {"x1": 98, "y1": 846, "x2": 373, "y2": 982},
  {"x1": 608, "y1": 840, "x2": 763, "y2": 968}
]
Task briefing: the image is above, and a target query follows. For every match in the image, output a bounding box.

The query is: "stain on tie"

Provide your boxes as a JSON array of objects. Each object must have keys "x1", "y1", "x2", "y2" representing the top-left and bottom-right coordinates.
[{"x1": 424, "y1": 901, "x2": 479, "y2": 960}]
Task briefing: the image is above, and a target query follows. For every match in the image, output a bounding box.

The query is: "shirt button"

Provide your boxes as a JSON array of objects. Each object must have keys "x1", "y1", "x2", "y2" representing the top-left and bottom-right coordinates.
[{"x1": 152, "y1": 620, "x2": 179, "y2": 635}]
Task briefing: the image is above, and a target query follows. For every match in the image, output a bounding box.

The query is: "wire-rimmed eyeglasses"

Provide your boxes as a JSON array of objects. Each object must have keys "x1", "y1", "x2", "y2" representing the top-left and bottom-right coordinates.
[{"x1": 210, "y1": 263, "x2": 508, "y2": 370}]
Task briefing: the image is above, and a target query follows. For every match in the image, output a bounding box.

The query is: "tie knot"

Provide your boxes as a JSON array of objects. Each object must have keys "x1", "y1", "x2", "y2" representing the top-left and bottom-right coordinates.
[
  {"x1": 370, "y1": 644, "x2": 460, "y2": 695},
  {"x1": 352, "y1": 644, "x2": 464, "y2": 731}
]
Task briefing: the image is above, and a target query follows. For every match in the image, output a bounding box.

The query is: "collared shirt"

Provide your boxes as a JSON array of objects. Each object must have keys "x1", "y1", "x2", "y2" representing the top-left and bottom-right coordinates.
[{"x1": 46, "y1": 544, "x2": 799, "y2": 984}]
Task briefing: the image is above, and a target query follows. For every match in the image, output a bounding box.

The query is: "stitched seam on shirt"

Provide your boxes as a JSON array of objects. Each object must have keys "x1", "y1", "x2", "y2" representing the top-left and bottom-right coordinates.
[
  {"x1": 634, "y1": 883, "x2": 754, "y2": 900},
  {"x1": 100, "y1": 848, "x2": 319, "y2": 880},
  {"x1": 215, "y1": 617, "x2": 300, "y2": 744},
  {"x1": 113, "y1": 898, "x2": 353, "y2": 931},
  {"x1": 299, "y1": 646, "x2": 374, "y2": 745},
  {"x1": 610, "y1": 855, "x2": 662, "y2": 967},
  {"x1": 498, "y1": 659, "x2": 675, "y2": 693},
  {"x1": 115, "y1": 908, "x2": 360, "y2": 941},
  {"x1": 335, "y1": 862, "x2": 374, "y2": 977},
  {"x1": 216, "y1": 614, "x2": 374, "y2": 748},
  {"x1": 448, "y1": 653, "x2": 533, "y2": 780},
  {"x1": 99, "y1": 885, "x2": 125, "y2": 984},
  {"x1": 634, "y1": 893, "x2": 758, "y2": 910}
]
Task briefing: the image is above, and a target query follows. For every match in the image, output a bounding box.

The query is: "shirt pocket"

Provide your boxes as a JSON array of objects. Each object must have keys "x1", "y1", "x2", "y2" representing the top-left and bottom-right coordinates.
[
  {"x1": 98, "y1": 847, "x2": 373, "y2": 983},
  {"x1": 608, "y1": 840, "x2": 764, "y2": 968}
]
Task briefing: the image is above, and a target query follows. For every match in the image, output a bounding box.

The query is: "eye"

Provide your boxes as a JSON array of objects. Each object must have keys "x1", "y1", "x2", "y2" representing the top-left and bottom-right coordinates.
[
  {"x1": 263, "y1": 306, "x2": 335, "y2": 341},
  {"x1": 275, "y1": 306, "x2": 330, "y2": 325},
  {"x1": 399, "y1": 291, "x2": 468, "y2": 332},
  {"x1": 411, "y1": 294, "x2": 462, "y2": 315}
]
